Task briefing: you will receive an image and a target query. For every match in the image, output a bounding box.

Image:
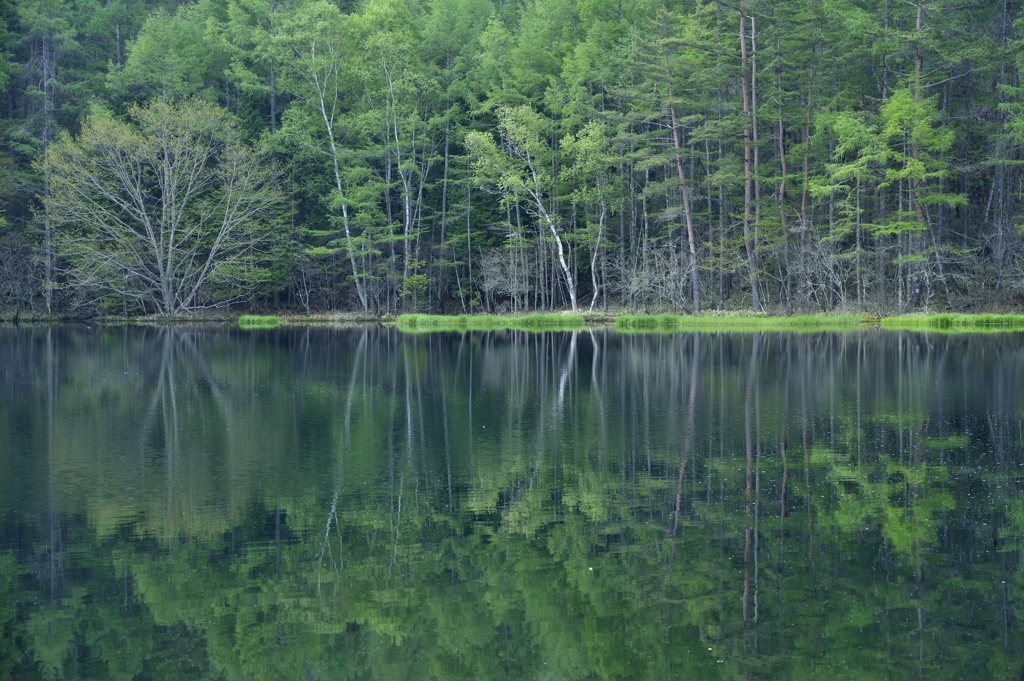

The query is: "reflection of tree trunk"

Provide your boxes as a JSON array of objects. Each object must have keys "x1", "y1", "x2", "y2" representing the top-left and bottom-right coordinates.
[
  {"x1": 780, "y1": 337, "x2": 790, "y2": 603},
  {"x1": 780, "y1": 434, "x2": 787, "y2": 601},
  {"x1": 802, "y1": 345, "x2": 813, "y2": 582},
  {"x1": 915, "y1": 414, "x2": 924, "y2": 679},
  {"x1": 159, "y1": 330, "x2": 181, "y2": 544},
  {"x1": 754, "y1": 369, "x2": 761, "y2": 636},
  {"x1": 440, "y1": 361, "x2": 457, "y2": 585},
  {"x1": 857, "y1": 331, "x2": 863, "y2": 467},
  {"x1": 743, "y1": 333, "x2": 759, "y2": 654},
  {"x1": 46, "y1": 328, "x2": 61, "y2": 599},
  {"x1": 589, "y1": 330, "x2": 607, "y2": 468},
  {"x1": 557, "y1": 331, "x2": 578, "y2": 413},
  {"x1": 152, "y1": 328, "x2": 234, "y2": 531},
  {"x1": 672, "y1": 335, "x2": 700, "y2": 540},
  {"x1": 441, "y1": 382, "x2": 454, "y2": 519},
  {"x1": 315, "y1": 329, "x2": 367, "y2": 593}
]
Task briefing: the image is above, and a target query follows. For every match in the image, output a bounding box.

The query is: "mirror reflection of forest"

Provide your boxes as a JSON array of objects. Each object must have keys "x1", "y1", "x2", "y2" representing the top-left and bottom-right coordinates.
[{"x1": 1, "y1": 325, "x2": 1022, "y2": 680}]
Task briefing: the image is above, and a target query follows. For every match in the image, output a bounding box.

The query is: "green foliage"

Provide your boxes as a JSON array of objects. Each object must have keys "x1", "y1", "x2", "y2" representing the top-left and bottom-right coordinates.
[
  {"x1": 238, "y1": 314, "x2": 281, "y2": 328},
  {"x1": 396, "y1": 312, "x2": 585, "y2": 330},
  {"x1": 107, "y1": 6, "x2": 225, "y2": 107},
  {"x1": 879, "y1": 313, "x2": 1024, "y2": 331}
]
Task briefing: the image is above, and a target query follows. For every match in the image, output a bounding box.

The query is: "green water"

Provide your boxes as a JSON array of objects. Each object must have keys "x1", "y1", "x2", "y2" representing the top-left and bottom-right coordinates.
[{"x1": 0, "y1": 326, "x2": 1022, "y2": 680}]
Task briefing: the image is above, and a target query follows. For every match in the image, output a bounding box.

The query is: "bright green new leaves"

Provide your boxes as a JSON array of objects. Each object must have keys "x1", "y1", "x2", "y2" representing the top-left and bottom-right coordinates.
[
  {"x1": 873, "y1": 89, "x2": 968, "y2": 307},
  {"x1": 878, "y1": 88, "x2": 961, "y2": 207},
  {"x1": 467, "y1": 105, "x2": 580, "y2": 311},
  {"x1": 809, "y1": 111, "x2": 886, "y2": 307},
  {"x1": 107, "y1": 7, "x2": 225, "y2": 106},
  {"x1": 467, "y1": 106, "x2": 553, "y2": 207}
]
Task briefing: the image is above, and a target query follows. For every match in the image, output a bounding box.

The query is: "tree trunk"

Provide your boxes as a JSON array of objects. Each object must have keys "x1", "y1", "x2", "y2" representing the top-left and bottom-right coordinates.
[
  {"x1": 739, "y1": 7, "x2": 762, "y2": 311},
  {"x1": 777, "y1": 57, "x2": 792, "y2": 315},
  {"x1": 667, "y1": 97, "x2": 701, "y2": 312},
  {"x1": 269, "y1": 0, "x2": 276, "y2": 134}
]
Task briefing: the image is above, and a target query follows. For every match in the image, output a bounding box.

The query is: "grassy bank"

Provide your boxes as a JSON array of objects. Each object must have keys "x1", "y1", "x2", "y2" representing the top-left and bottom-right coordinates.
[
  {"x1": 878, "y1": 313, "x2": 1024, "y2": 331},
  {"x1": 238, "y1": 314, "x2": 281, "y2": 329},
  {"x1": 7, "y1": 310, "x2": 1024, "y2": 334},
  {"x1": 615, "y1": 312, "x2": 1024, "y2": 333},
  {"x1": 396, "y1": 313, "x2": 585, "y2": 331},
  {"x1": 614, "y1": 313, "x2": 864, "y2": 332}
]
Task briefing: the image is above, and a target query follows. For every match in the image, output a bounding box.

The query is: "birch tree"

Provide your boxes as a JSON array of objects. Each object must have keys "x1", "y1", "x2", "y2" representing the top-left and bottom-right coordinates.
[
  {"x1": 277, "y1": 1, "x2": 369, "y2": 310},
  {"x1": 467, "y1": 106, "x2": 579, "y2": 312}
]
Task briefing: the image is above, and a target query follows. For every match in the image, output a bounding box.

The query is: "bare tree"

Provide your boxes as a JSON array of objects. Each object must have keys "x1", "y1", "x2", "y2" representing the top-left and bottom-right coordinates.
[
  {"x1": 0, "y1": 237, "x2": 41, "y2": 315},
  {"x1": 42, "y1": 99, "x2": 284, "y2": 316},
  {"x1": 479, "y1": 246, "x2": 530, "y2": 310}
]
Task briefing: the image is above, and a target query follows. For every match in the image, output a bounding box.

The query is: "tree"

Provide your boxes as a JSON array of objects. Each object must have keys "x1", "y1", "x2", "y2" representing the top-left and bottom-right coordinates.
[
  {"x1": 106, "y1": 7, "x2": 226, "y2": 107},
  {"x1": 810, "y1": 111, "x2": 885, "y2": 312},
  {"x1": 876, "y1": 88, "x2": 965, "y2": 312},
  {"x1": 0, "y1": 11, "x2": 7, "y2": 99},
  {"x1": 17, "y1": 0, "x2": 78, "y2": 314},
  {"x1": 347, "y1": 0, "x2": 441, "y2": 313},
  {"x1": 42, "y1": 99, "x2": 284, "y2": 316},
  {"x1": 276, "y1": 0, "x2": 370, "y2": 311},
  {"x1": 562, "y1": 121, "x2": 612, "y2": 312},
  {"x1": 467, "y1": 106, "x2": 580, "y2": 312},
  {"x1": 222, "y1": 0, "x2": 285, "y2": 134}
]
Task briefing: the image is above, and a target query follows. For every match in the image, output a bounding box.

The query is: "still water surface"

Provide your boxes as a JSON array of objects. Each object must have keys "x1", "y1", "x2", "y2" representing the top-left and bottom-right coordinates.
[{"x1": 0, "y1": 325, "x2": 1022, "y2": 679}]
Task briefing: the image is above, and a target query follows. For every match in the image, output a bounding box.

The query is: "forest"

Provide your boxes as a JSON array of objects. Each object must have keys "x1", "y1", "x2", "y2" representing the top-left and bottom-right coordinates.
[{"x1": 0, "y1": 0, "x2": 1023, "y2": 316}]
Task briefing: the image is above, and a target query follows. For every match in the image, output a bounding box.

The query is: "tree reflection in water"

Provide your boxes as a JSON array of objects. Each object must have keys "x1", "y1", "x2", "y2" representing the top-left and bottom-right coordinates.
[{"x1": 0, "y1": 326, "x2": 1022, "y2": 679}]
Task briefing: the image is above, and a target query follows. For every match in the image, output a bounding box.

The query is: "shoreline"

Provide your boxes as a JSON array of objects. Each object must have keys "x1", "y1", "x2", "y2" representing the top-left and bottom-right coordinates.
[{"x1": 4, "y1": 311, "x2": 1024, "y2": 333}]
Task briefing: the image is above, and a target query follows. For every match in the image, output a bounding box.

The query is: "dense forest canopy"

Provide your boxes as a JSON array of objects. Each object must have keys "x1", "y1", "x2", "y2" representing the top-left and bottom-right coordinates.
[{"x1": 1, "y1": 0, "x2": 1023, "y2": 315}]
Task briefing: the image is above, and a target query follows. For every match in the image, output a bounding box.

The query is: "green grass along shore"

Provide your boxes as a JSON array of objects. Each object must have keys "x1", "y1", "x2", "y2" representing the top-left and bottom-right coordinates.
[
  {"x1": 8, "y1": 311, "x2": 1023, "y2": 332},
  {"x1": 393, "y1": 312, "x2": 856, "y2": 332},
  {"x1": 615, "y1": 312, "x2": 1024, "y2": 332},
  {"x1": 395, "y1": 313, "x2": 586, "y2": 331},
  {"x1": 238, "y1": 314, "x2": 282, "y2": 328},
  {"x1": 228, "y1": 311, "x2": 1024, "y2": 332},
  {"x1": 878, "y1": 313, "x2": 1024, "y2": 331},
  {"x1": 614, "y1": 313, "x2": 863, "y2": 331},
  {"x1": 392, "y1": 312, "x2": 1024, "y2": 333}
]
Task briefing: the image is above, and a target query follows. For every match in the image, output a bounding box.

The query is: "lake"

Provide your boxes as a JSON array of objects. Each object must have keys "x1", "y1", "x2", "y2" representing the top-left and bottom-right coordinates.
[{"x1": 0, "y1": 325, "x2": 1022, "y2": 679}]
